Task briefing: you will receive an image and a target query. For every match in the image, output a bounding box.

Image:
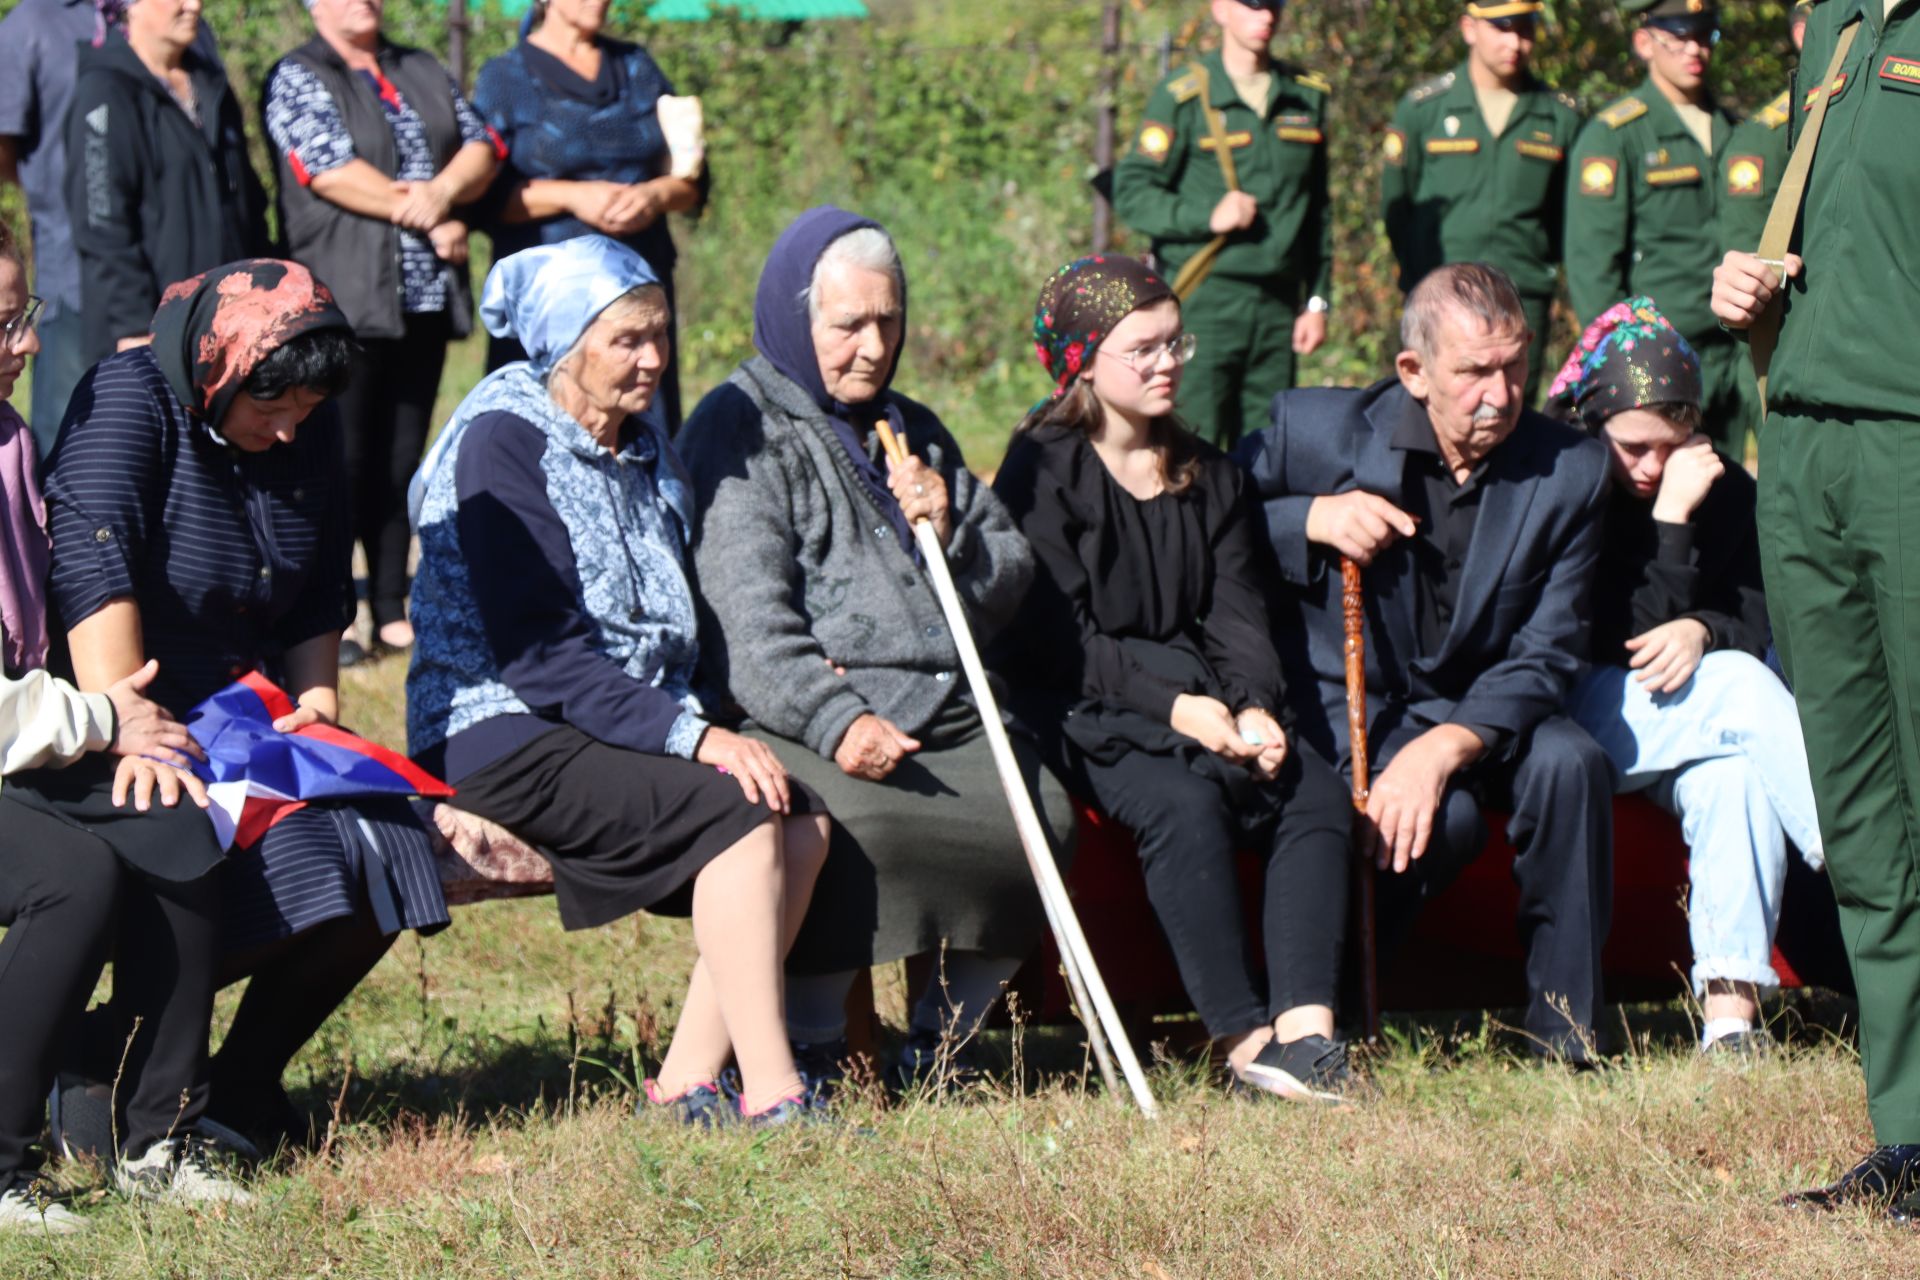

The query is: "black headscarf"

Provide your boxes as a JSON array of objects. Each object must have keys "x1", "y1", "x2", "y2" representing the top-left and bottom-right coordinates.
[
  {"x1": 751, "y1": 205, "x2": 914, "y2": 555},
  {"x1": 150, "y1": 259, "x2": 350, "y2": 432}
]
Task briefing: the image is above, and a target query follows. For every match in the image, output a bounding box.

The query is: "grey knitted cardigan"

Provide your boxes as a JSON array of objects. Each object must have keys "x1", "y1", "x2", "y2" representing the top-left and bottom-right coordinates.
[{"x1": 678, "y1": 355, "x2": 1034, "y2": 761}]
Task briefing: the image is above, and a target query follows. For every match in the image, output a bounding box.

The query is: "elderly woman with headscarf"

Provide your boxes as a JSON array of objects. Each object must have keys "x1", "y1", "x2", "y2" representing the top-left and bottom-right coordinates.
[
  {"x1": 9, "y1": 259, "x2": 446, "y2": 1201},
  {"x1": 64, "y1": 0, "x2": 271, "y2": 369},
  {"x1": 407, "y1": 236, "x2": 830, "y2": 1127},
  {"x1": 1547, "y1": 298, "x2": 1823, "y2": 1057},
  {"x1": 677, "y1": 206, "x2": 1075, "y2": 1091},
  {"x1": 263, "y1": 0, "x2": 504, "y2": 662}
]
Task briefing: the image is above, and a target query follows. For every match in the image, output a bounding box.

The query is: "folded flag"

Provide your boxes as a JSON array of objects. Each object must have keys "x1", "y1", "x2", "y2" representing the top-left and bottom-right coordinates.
[{"x1": 185, "y1": 671, "x2": 454, "y2": 850}]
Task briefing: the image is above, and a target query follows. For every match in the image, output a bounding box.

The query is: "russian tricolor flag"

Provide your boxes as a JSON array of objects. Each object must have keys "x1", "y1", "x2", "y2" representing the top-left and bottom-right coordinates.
[{"x1": 185, "y1": 672, "x2": 454, "y2": 850}]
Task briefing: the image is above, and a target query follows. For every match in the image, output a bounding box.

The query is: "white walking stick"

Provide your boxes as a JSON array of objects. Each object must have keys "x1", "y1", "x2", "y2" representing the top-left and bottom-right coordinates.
[{"x1": 875, "y1": 421, "x2": 1158, "y2": 1117}]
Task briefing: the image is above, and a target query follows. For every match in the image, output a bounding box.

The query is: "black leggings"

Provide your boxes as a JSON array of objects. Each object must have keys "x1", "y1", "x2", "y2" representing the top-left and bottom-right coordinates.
[
  {"x1": 335, "y1": 312, "x2": 451, "y2": 628},
  {"x1": 1077, "y1": 747, "x2": 1353, "y2": 1040},
  {"x1": 0, "y1": 796, "x2": 221, "y2": 1173}
]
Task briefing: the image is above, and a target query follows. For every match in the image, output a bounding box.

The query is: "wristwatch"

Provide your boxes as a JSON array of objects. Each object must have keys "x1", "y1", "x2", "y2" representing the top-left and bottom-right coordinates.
[{"x1": 1305, "y1": 295, "x2": 1331, "y2": 314}]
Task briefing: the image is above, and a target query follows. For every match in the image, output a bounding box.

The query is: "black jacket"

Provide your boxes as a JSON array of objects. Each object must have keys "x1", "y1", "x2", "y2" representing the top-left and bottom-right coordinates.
[
  {"x1": 1590, "y1": 467, "x2": 1768, "y2": 666},
  {"x1": 1237, "y1": 378, "x2": 1612, "y2": 767},
  {"x1": 64, "y1": 32, "x2": 271, "y2": 367}
]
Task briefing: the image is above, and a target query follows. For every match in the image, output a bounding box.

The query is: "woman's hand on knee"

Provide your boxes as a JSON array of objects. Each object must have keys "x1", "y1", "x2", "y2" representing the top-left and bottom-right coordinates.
[
  {"x1": 696, "y1": 727, "x2": 793, "y2": 812},
  {"x1": 106, "y1": 660, "x2": 205, "y2": 767},
  {"x1": 1172, "y1": 694, "x2": 1257, "y2": 762},
  {"x1": 1626, "y1": 618, "x2": 1710, "y2": 694},
  {"x1": 111, "y1": 756, "x2": 210, "y2": 812}
]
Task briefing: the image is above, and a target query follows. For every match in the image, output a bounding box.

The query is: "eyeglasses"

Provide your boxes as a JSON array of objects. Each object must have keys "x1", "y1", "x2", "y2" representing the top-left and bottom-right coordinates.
[
  {"x1": 1484, "y1": 14, "x2": 1538, "y2": 37},
  {"x1": 1230, "y1": 0, "x2": 1285, "y2": 11},
  {"x1": 1100, "y1": 333, "x2": 1198, "y2": 372},
  {"x1": 0, "y1": 296, "x2": 41, "y2": 352},
  {"x1": 1645, "y1": 16, "x2": 1720, "y2": 48}
]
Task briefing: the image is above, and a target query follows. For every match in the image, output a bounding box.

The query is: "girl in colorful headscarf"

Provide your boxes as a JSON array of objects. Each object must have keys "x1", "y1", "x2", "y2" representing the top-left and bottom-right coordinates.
[
  {"x1": 993, "y1": 254, "x2": 1356, "y2": 1103},
  {"x1": 13, "y1": 260, "x2": 445, "y2": 1200},
  {"x1": 1549, "y1": 297, "x2": 1824, "y2": 1056}
]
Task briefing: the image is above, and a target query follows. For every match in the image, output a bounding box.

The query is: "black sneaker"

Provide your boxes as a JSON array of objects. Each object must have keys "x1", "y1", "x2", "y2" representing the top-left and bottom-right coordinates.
[
  {"x1": 48, "y1": 1073, "x2": 116, "y2": 1162},
  {"x1": 1230, "y1": 1034, "x2": 1352, "y2": 1104},
  {"x1": 889, "y1": 1028, "x2": 986, "y2": 1097},
  {"x1": 1782, "y1": 1145, "x2": 1920, "y2": 1212},
  {"x1": 115, "y1": 1134, "x2": 255, "y2": 1205},
  {"x1": 792, "y1": 1038, "x2": 849, "y2": 1108},
  {"x1": 204, "y1": 1077, "x2": 310, "y2": 1159},
  {"x1": 639, "y1": 1079, "x2": 730, "y2": 1129}
]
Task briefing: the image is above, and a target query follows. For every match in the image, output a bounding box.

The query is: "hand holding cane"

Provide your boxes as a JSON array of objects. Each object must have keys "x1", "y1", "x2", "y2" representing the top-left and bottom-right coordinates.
[
  {"x1": 874, "y1": 418, "x2": 1158, "y2": 1116},
  {"x1": 1343, "y1": 556, "x2": 1381, "y2": 1043}
]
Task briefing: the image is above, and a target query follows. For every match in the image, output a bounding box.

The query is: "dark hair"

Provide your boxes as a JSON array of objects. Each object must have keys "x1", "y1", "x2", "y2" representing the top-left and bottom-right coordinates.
[
  {"x1": 242, "y1": 328, "x2": 356, "y2": 402},
  {"x1": 1014, "y1": 378, "x2": 1203, "y2": 497},
  {"x1": 1584, "y1": 399, "x2": 1704, "y2": 437}
]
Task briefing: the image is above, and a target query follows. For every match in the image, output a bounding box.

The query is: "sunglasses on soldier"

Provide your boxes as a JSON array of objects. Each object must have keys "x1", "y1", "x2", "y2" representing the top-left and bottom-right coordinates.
[
  {"x1": 1484, "y1": 14, "x2": 1537, "y2": 37},
  {"x1": 1230, "y1": 0, "x2": 1286, "y2": 11},
  {"x1": 1644, "y1": 14, "x2": 1720, "y2": 47}
]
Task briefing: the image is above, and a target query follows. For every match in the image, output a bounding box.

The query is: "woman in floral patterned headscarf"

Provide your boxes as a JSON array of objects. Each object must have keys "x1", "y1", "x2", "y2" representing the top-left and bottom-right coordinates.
[
  {"x1": 1551, "y1": 297, "x2": 1825, "y2": 1057},
  {"x1": 993, "y1": 254, "x2": 1358, "y2": 1103}
]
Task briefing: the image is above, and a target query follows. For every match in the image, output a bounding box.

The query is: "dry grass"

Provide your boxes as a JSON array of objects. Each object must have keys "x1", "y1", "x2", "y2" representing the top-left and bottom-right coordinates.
[{"x1": 4, "y1": 621, "x2": 1903, "y2": 1277}]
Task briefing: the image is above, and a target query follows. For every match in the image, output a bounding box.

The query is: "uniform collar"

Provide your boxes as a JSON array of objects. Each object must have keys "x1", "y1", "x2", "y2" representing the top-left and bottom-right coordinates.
[
  {"x1": 1443, "y1": 62, "x2": 1551, "y2": 127},
  {"x1": 1203, "y1": 48, "x2": 1284, "y2": 116},
  {"x1": 1634, "y1": 75, "x2": 1728, "y2": 150}
]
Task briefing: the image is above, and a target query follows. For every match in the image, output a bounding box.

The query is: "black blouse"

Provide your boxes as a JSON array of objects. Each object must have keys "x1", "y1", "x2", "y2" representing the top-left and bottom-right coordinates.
[{"x1": 992, "y1": 422, "x2": 1288, "y2": 743}]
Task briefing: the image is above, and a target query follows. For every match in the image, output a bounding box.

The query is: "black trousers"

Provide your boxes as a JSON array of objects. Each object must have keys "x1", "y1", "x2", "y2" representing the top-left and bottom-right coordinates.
[
  {"x1": 0, "y1": 795, "x2": 221, "y2": 1173},
  {"x1": 1077, "y1": 747, "x2": 1352, "y2": 1040},
  {"x1": 335, "y1": 312, "x2": 451, "y2": 628},
  {"x1": 1368, "y1": 714, "x2": 1616, "y2": 1058}
]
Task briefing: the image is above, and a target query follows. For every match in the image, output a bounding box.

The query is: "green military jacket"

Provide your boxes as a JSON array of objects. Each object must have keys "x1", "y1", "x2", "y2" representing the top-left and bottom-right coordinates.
[
  {"x1": 1112, "y1": 49, "x2": 1333, "y2": 298},
  {"x1": 1771, "y1": 0, "x2": 1920, "y2": 418},
  {"x1": 1564, "y1": 77, "x2": 1736, "y2": 340},
  {"x1": 1380, "y1": 63, "x2": 1583, "y2": 299},
  {"x1": 1718, "y1": 90, "x2": 1791, "y2": 255}
]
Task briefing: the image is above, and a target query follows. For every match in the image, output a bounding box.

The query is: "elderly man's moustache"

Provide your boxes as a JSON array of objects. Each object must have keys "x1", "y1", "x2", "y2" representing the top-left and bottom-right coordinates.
[{"x1": 1471, "y1": 403, "x2": 1506, "y2": 424}]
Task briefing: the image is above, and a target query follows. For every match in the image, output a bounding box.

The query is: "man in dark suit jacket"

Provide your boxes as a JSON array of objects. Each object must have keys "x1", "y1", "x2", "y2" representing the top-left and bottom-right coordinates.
[{"x1": 1238, "y1": 262, "x2": 1615, "y2": 1060}]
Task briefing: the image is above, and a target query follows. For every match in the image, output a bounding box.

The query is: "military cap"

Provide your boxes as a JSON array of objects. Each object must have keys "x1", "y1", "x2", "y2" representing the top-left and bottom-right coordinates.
[
  {"x1": 1620, "y1": 0, "x2": 1714, "y2": 16},
  {"x1": 1465, "y1": 1, "x2": 1543, "y2": 15}
]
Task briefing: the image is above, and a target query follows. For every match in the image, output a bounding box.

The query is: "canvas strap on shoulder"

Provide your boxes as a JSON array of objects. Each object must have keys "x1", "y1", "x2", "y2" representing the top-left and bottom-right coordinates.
[
  {"x1": 1749, "y1": 18, "x2": 1860, "y2": 416},
  {"x1": 1172, "y1": 64, "x2": 1240, "y2": 301}
]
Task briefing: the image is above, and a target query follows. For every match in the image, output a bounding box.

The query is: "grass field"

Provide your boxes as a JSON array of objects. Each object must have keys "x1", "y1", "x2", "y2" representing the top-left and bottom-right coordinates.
[{"x1": 0, "y1": 655, "x2": 1902, "y2": 1276}]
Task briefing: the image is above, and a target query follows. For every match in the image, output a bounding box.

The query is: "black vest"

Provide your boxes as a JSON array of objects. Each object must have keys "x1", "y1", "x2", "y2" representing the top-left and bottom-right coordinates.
[{"x1": 268, "y1": 37, "x2": 473, "y2": 341}]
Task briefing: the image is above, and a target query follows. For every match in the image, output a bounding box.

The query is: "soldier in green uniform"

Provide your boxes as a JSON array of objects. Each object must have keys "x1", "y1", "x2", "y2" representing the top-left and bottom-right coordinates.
[
  {"x1": 1565, "y1": 0, "x2": 1754, "y2": 455},
  {"x1": 1381, "y1": 1, "x2": 1583, "y2": 402},
  {"x1": 1113, "y1": 0, "x2": 1332, "y2": 449},
  {"x1": 1715, "y1": 0, "x2": 1920, "y2": 1221},
  {"x1": 1716, "y1": 2, "x2": 1810, "y2": 255}
]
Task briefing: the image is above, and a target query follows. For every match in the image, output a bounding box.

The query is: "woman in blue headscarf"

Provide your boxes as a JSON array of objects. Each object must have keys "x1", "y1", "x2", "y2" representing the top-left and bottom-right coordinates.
[{"x1": 407, "y1": 235, "x2": 830, "y2": 1128}]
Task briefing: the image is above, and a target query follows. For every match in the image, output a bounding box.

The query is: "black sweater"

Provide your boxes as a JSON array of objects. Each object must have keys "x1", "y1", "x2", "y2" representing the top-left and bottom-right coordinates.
[
  {"x1": 1590, "y1": 464, "x2": 1769, "y2": 666},
  {"x1": 992, "y1": 423, "x2": 1288, "y2": 754},
  {"x1": 64, "y1": 33, "x2": 271, "y2": 367}
]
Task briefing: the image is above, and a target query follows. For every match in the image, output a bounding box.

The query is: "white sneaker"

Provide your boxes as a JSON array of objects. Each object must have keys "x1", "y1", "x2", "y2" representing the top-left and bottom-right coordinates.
[
  {"x1": 115, "y1": 1135, "x2": 255, "y2": 1205},
  {"x1": 0, "y1": 1176, "x2": 86, "y2": 1235}
]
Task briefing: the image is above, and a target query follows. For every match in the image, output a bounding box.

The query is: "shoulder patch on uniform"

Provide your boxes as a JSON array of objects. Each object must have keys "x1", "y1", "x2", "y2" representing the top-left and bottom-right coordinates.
[
  {"x1": 1136, "y1": 121, "x2": 1174, "y2": 162},
  {"x1": 1409, "y1": 70, "x2": 1455, "y2": 104},
  {"x1": 1294, "y1": 70, "x2": 1332, "y2": 95},
  {"x1": 1598, "y1": 96, "x2": 1649, "y2": 129},
  {"x1": 1756, "y1": 90, "x2": 1792, "y2": 129},
  {"x1": 1578, "y1": 155, "x2": 1618, "y2": 197},
  {"x1": 1168, "y1": 68, "x2": 1203, "y2": 103},
  {"x1": 1383, "y1": 126, "x2": 1406, "y2": 165}
]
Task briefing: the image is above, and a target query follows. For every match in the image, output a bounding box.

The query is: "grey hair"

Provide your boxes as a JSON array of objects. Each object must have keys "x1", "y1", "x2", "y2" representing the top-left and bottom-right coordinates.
[
  {"x1": 802, "y1": 227, "x2": 904, "y2": 321},
  {"x1": 1400, "y1": 262, "x2": 1527, "y2": 357},
  {"x1": 545, "y1": 283, "x2": 669, "y2": 386}
]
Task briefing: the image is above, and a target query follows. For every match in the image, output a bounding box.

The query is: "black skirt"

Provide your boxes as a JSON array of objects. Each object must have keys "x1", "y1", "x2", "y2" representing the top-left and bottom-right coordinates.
[{"x1": 448, "y1": 724, "x2": 823, "y2": 930}]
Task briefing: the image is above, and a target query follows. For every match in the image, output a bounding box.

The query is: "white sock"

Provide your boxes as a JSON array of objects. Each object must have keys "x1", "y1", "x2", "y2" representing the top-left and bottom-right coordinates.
[{"x1": 1701, "y1": 1016, "x2": 1752, "y2": 1049}]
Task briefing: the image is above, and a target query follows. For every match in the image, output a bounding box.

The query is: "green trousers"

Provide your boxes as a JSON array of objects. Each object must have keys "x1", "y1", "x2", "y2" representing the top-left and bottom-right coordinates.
[
  {"x1": 1760, "y1": 413, "x2": 1920, "y2": 1143},
  {"x1": 1177, "y1": 273, "x2": 1299, "y2": 450},
  {"x1": 1697, "y1": 338, "x2": 1760, "y2": 460},
  {"x1": 1521, "y1": 293, "x2": 1552, "y2": 407}
]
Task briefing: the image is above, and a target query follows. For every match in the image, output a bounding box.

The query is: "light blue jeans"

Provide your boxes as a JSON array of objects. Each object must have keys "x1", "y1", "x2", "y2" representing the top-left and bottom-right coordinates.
[{"x1": 1567, "y1": 650, "x2": 1824, "y2": 995}]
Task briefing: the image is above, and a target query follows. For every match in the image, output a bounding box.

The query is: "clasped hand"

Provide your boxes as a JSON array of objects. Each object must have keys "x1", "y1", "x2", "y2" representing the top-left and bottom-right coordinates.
[{"x1": 1170, "y1": 694, "x2": 1288, "y2": 779}]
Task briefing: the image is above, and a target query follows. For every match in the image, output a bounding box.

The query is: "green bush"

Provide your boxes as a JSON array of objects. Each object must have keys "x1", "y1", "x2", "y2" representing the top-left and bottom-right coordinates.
[{"x1": 1, "y1": 0, "x2": 1802, "y2": 460}]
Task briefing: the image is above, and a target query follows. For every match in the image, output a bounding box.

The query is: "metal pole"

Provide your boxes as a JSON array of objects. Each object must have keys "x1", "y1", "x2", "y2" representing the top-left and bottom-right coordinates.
[{"x1": 1092, "y1": 1, "x2": 1121, "y2": 252}]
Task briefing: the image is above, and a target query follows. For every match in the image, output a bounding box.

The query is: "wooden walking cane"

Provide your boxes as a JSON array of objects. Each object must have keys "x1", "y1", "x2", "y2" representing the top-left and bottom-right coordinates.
[
  {"x1": 873, "y1": 419, "x2": 1159, "y2": 1117},
  {"x1": 1342, "y1": 557, "x2": 1381, "y2": 1043}
]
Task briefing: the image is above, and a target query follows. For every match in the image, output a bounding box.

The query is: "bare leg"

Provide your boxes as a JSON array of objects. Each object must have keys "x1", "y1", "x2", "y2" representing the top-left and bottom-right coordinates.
[
  {"x1": 654, "y1": 816, "x2": 827, "y2": 1104},
  {"x1": 1704, "y1": 979, "x2": 1762, "y2": 1025},
  {"x1": 1273, "y1": 1004, "x2": 1336, "y2": 1043}
]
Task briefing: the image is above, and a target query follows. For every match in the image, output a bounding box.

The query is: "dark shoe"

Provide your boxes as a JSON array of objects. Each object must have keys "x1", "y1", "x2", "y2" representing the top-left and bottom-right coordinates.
[
  {"x1": 338, "y1": 637, "x2": 370, "y2": 668},
  {"x1": 889, "y1": 1028, "x2": 986, "y2": 1097},
  {"x1": 640, "y1": 1078, "x2": 730, "y2": 1129},
  {"x1": 742, "y1": 1092, "x2": 828, "y2": 1130},
  {"x1": 48, "y1": 1073, "x2": 115, "y2": 1162},
  {"x1": 1702, "y1": 1028, "x2": 1777, "y2": 1061},
  {"x1": 1888, "y1": 1186, "x2": 1920, "y2": 1226},
  {"x1": 1230, "y1": 1034, "x2": 1352, "y2": 1104},
  {"x1": 792, "y1": 1037, "x2": 849, "y2": 1108},
  {"x1": 1782, "y1": 1145, "x2": 1920, "y2": 1212},
  {"x1": 204, "y1": 1077, "x2": 309, "y2": 1158}
]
